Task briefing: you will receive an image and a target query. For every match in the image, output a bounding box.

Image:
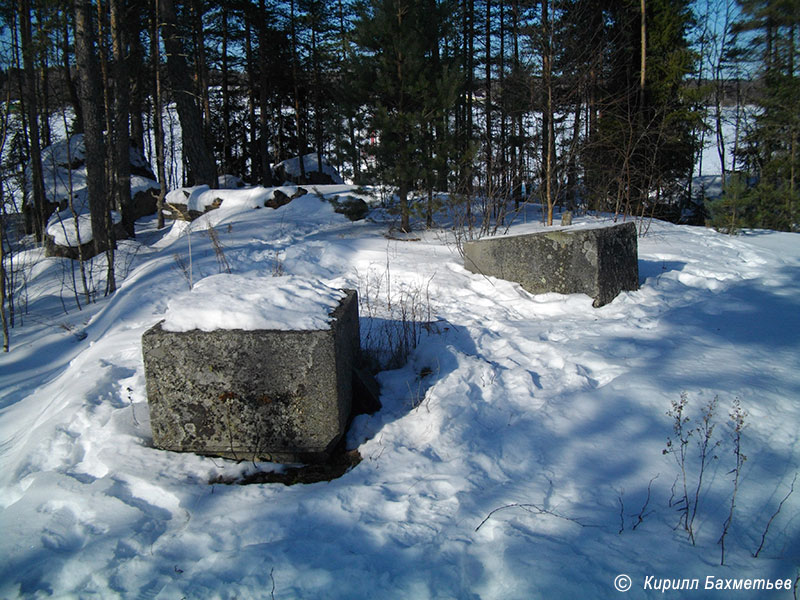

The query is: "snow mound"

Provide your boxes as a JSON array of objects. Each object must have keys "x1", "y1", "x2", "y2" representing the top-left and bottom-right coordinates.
[
  {"x1": 165, "y1": 185, "x2": 297, "y2": 213},
  {"x1": 46, "y1": 208, "x2": 122, "y2": 247},
  {"x1": 218, "y1": 174, "x2": 245, "y2": 189},
  {"x1": 2, "y1": 192, "x2": 800, "y2": 599},
  {"x1": 34, "y1": 135, "x2": 158, "y2": 208},
  {"x1": 131, "y1": 174, "x2": 159, "y2": 196},
  {"x1": 275, "y1": 153, "x2": 345, "y2": 184},
  {"x1": 161, "y1": 273, "x2": 346, "y2": 332}
]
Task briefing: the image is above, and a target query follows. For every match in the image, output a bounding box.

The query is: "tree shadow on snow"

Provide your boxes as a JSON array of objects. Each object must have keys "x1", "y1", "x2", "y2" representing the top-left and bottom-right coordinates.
[{"x1": 638, "y1": 258, "x2": 688, "y2": 286}]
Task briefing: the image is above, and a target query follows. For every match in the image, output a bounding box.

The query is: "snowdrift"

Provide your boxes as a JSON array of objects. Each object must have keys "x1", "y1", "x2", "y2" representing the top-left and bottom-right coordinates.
[{"x1": 1, "y1": 186, "x2": 799, "y2": 598}]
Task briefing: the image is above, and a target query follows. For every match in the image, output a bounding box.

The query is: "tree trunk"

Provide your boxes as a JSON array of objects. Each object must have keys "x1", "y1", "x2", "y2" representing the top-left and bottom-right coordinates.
[
  {"x1": 710, "y1": 0, "x2": 733, "y2": 182},
  {"x1": 159, "y1": 0, "x2": 217, "y2": 186},
  {"x1": 485, "y1": 0, "x2": 492, "y2": 198},
  {"x1": 567, "y1": 100, "x2": 581, "y2": 211},
  {"x1": 62, "y1": 12, "x2": 84, "y2": 134},
  {"x1": 74, "y1": 0, "x2": 114, "y2": 268},
  {"x1": 511, "y1": 0, "x2": 522, "y2": 207},
  {"x1": 245, "y1": 13, "x2": 257, "y2": 180},
  {"x1": 258, "y1": 0, "x2": 273, "y2": 186},
  {"x1": 291, "y1": 0, "x2": 306, "y2": 179},
  {"x1": 111, "y1": 0, "x2": 133, "y2": 236},
  {"x1": 640, "y1": 0, "x2": 646, "y2": 100},
  {"x1": 18, "y1": 0, "x2": 47, "y2": 242},
  {"x1": 790, "y1": 128, "x2": 797, "y2": 218},
  {"x1": 338, "y1": 0, "x2": 360, "y2": 181},
  {"x1": 128, "y1": 9, "x2": 146, "y2": 152},
  {"x1": 1, "y1": 205, "x2": 9, "y2": 351},
  {"x1": 399, "y1": 181, "x2": 410, "y2": 233},
  {"x1": 312, "y1": 25, "x2": 323, "y2": 175},
  {"x1": 35, "y1": 1, "x2": 51, "y2": 148},
  {"x1": 499, "y1": 1, "x2": 506, "y2": 197},
  {"x1": 95, "y1": 0, "x2": 114, "y2": 197},
  {"x1": 426, "y1": 186, "x2": 434, "y2": 229},
  {"x1": 221, "y1": 4, "x2": 232, "y2": 173},
  {"x1": 465, "y1": 0, "x2": 474, "y2": 226},
  {"x1": 38, "y1": 54, "x2": 51, "y2": 148},
  {"x1": 584, "y1": 2, "x2": 603, "y2": 211},
  {"x1": 151, "y1": 0, "x2": 167, "y2": 229},
  {"x1": 541, "y1": 0, "x2": 555, "y2": 225},
  {"x1": 191, "y1": 0, "x2": 211, "y2": 134}
]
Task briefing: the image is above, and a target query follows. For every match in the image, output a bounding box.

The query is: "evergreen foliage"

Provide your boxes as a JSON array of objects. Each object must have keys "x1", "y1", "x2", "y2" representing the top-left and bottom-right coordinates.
[
  {"x1": 583, "y1": 0, "x2": 699, "y2": 220},
  {"x1": 354, "y1": 0, "x2": 462, "y2": 231},
  {"x1": 707, "y1": 171, "x2": 751, "y2": 233},
  {"x1": 0, "y1": 0, "x2": 797, "y2": 237},
  {"x1": 731, "y1": 0, "x2": 799, "y2": 231}
]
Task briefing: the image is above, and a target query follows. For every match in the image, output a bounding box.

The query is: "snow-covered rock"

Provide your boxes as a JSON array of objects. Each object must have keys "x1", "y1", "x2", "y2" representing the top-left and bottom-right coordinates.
[
  {"x1": 45, "y1": 208, "x2": 124, "y2": 258},
  {"x1": 274, "y1": 153, "x2": 345, "y2": 185},
  {"x1": 33, "y1": 135, "x2": 158, "y2": 210},
  {"x1": 33, "y1": 135, "x2": 160, "y2": 257},
  {"x1": 218, "y1": 174, "x2": 245, "y2": 189}
]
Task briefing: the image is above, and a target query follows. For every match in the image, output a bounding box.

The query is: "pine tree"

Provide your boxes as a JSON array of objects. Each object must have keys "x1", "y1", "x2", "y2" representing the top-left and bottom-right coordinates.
[
  {"x1": 74, "y1": 0, "x2": 116, "y2": 293},
  {"x1": 158, "y1": 0, "x2": 217, "y2": 186},
  {"x1": 110, "y1": 0, "x2": 133, "y2": 236},
  {"x1": 17, "y1": 0, "x2": 48, "y2": 241},
  {"x1": 356, "y1": 0, "x2": 461, "y2": 232},
  {"x1": 733, "y1": 0, "x2": 799, "y2": 231},
  {"x1": 583, "y1": 0, "x2": 698, "y2": 220}
]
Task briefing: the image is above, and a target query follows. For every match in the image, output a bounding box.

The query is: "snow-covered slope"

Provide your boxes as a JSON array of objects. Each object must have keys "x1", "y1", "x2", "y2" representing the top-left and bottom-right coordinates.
[{"x1": 1, "y1": 188, "x2": 798, "y2": 598}]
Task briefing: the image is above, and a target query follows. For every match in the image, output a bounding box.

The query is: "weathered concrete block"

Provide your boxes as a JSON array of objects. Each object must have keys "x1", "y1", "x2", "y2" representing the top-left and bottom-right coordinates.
[
  {"x1": 142, "y1": 290, "x2": 359, "y2": 463},
  {"x1": 463, "y1": 221, "x2": 639, "y2": 307}
]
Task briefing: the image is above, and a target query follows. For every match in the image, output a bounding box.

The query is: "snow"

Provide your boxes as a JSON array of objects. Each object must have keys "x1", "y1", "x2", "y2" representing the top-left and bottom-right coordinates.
[
  {"x1": 693, "y1": 106, "x2": 754, "y2": 200},
  {"x1": 161, "y1": 273, "x2": 346, "y2": 332},
  {"x1": 34, "y1": 135, "x2": 88, "y2": 208},
  {"x1": 131, "y1": 174, "x2": 159, "y2": 196},
  {"x1": 164, "y1": 184, "x2": 305, "y2": 213},
  {"x1": 275, "y1": 152, "x2": 345, "y2": 184},
  {"x1": 33, "y1": 135, "x2": 159, "y2": 247},
  {"x1": 218, "y1": 174, "x2": 245, "y2": 189},
  {"x1": 46, "y1": 208, "x2": 123, "y2": 248},
  {"x1": 2, "y1": 187, "x2": 799, "y2": 599}
]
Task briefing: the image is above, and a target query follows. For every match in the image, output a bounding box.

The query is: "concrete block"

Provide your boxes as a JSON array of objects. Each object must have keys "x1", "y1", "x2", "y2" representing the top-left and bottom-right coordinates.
[
  {"x1": 463, "y1": 221, "x2": 639, "y2": 307},
  {"x1": 142, "y1": 290, "x2": 359, "y2": 463}
]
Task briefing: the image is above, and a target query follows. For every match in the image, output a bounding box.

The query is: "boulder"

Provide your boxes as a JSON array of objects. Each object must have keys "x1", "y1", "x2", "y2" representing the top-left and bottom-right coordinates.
[
  {"x1": 25, "y1": 136, "x2": 161, "y2": 238},
  {"x1": 131, "y1": 179, "x2": 161, "y2": 221},
  {"x1": 163, "y1": 186, "x2": 223, "y2": 221},
  {"x1": 218, "y1": 174, "x2": 245, "y2": 189},
  {"x1": 273, "y1": 153, "x2": 345, "y2": 186},
  {"x1": 329, "y1": 195, "x2": 369, "y2": 221},
  {"x1": 265, "y1": 187, "x2": 307, "y2": 209},
  {"x1": 44, "y1": 211, "x2": 128, "y2": 260}
]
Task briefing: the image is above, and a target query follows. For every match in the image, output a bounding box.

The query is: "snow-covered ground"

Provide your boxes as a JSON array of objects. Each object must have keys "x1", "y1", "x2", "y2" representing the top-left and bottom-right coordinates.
[{"x1": 1, "y1": 187, "x2": 799, "y2": 599}]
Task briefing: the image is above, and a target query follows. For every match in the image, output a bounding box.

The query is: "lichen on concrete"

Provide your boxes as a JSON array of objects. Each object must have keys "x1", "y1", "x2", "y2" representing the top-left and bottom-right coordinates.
[
  {"x1": 142, "y1": 290, "x2": 359, "y2": 464},
  {"x1": 463, "y1": 222, "x2": 638, "y2": 307}
]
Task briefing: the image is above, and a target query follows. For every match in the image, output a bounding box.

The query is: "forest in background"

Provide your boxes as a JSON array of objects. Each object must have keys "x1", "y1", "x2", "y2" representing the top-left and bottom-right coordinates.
[{"x1": 0, "y1": 0, "x2": 798, "y2": 250}]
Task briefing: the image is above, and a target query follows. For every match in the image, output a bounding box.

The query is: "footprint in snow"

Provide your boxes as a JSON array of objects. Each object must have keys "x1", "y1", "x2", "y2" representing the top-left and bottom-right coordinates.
[{"x1": 39, "y1": 505, "x2": 89, "y2": 552}]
